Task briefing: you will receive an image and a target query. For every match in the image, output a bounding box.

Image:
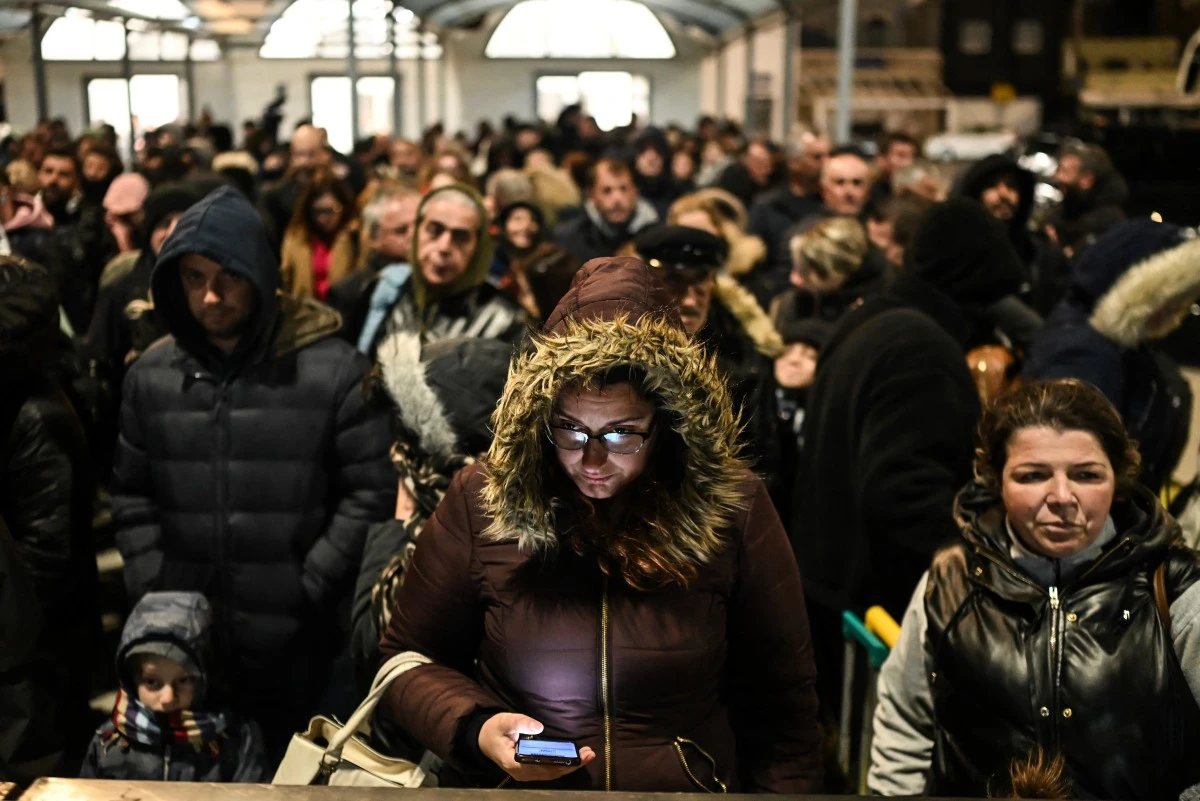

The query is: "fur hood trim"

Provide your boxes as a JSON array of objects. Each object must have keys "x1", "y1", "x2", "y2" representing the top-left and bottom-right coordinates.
[
  {"x1": 714, "y1": 275, "x2": 784, "y2": 358},
  {"x1": 1090, "y1": 235, "x2": 1200, "y2": 348},
  {"x1": 481, "y1": 313, "x2": 748, "y2": 565},
  {"x1": 726, "y1": 232, "x2": 768, "y2": 277},
  {"x1": 377, "y1": 330, "x2": 459, "y2": 460}
]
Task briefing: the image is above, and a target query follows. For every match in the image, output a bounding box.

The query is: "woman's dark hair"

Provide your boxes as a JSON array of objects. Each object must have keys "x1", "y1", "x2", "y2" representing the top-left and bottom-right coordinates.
[
  {"x1": 547, "y1": 365, "x2": 692, "y2": 591},
  {"x1": 291, "y1": 167, "x2": 357, "y2": 238},
  {"x1": 975, "y1": 379, "x2": 1141, "y2": 498}
]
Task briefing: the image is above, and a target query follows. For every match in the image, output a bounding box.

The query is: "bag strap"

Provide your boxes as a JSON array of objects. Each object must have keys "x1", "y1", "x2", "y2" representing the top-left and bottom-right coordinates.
[
  {"x1": 325, "y1": 651, "x2": 431, "y2": 756},
  {"x1": 1153, "y1": 561, "x2": 1171, "y2": 631}
]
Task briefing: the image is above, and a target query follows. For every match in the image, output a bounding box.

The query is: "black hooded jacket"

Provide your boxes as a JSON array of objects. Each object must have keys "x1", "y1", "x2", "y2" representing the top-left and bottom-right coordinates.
[
  {"x1": 792, "y1": 199, "x2": 1024, "y2": 621},
  {"x1": 954, "y1": 155, "x2": 1068, "y2": 316},
  {"x1": 112, "y1": 187, "x2": 396, "y2": 737}
]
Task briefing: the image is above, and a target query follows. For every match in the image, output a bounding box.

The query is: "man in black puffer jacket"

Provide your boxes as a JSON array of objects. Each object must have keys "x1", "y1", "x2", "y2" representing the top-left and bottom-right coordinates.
[{"x1": 112, "y1": 186, "x2": 396, "y2": 752}]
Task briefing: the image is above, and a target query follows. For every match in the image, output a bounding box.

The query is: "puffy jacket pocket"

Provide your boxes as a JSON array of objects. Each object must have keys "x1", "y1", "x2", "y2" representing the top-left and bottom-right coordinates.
[{"x1": 674, "y1": 736, "x2": 727, "y2": 794}]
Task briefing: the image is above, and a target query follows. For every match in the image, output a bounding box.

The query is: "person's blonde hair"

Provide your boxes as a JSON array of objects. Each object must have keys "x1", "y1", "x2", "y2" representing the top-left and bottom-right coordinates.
[
  {"x1": 5, "y1": 160, "x2": 39, "y2": 194},
  {"x1": 789, "y1": 216, "x2": 868, "y2": 282},
  {"x1": 527, "y1": 165, "x2": 581, "y2": 229}
]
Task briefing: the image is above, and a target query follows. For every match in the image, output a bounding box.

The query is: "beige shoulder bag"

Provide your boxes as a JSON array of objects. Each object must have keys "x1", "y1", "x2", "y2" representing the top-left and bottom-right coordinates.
[{"x1": 272, "y1": 651, "x2": 436, "y2": 788}]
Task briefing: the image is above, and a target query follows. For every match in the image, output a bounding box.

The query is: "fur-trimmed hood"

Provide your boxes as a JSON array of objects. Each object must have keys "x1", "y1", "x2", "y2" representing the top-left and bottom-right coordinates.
[
  {"x1": 714, "y1": 275, "x2": 783, "y2": 358},
  {"x1": 376, "y1": 329, "x2": 512, "y2": 460},
  {"x1": 1082, "y1": 221, "x2": 1200, "y2": 348},
  {"x1": 482, "y1": 257, "x2": 748, "y2": 567}
]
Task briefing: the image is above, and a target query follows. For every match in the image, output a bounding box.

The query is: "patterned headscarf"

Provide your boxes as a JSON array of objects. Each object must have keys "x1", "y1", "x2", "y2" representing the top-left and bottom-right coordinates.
[{"x1": 369, "y1": 432, "x2": 475, "y2": 636}]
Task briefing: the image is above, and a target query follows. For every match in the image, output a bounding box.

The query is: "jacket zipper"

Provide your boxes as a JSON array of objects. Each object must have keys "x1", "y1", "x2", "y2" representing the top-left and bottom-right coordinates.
[
  {"x1": 976, "y1": 548, "x2": 1063, "y2": 745},
  {"x1": 211, "y1": 377, "x2": 232, "y2": 646},
  {"x1": 674, "y1": 737, "x2": 728, "y2": 793},
  {"x1": 978, "y1": 541, "x2": 1134, "y2": 750},
  {"x1": 162, "y1": 746, "x2": 172, "y2": 781},
  {"x1": 600, "y1": 577, "x2": 612, "y2": 791}
]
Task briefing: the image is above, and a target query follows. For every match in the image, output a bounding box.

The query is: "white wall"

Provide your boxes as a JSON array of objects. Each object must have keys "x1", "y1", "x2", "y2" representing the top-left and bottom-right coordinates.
[
  {"x1": 701, "y1": 14, "x2": 791, "y2": 139},
  {"x1": 2, "y1": 15, "x2": 707, "y2": 141},
  {"x1": 442, "y1": 21, "x2": 706, "y2": 131},
  {"x1": 0, "y1": 31, "x2": 439, "y2": 142}
]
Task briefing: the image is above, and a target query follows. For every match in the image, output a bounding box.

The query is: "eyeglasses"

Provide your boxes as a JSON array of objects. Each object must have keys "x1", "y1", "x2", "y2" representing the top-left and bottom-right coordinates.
[
  {"x1": 312, "y1": 203, "x2": 343, "y2": 218},
  {"x1": 546, "y1": 421, "x2": 655, "y2": 455}
]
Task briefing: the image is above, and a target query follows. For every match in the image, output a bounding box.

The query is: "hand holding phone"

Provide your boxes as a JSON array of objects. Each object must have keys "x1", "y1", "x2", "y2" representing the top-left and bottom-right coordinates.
[
  {"x1": 478, "y1": 713, "x2": 596, "y2": 782},
  {"x1": 515, "y1": 734, "x2": 582, "y2": 767}
]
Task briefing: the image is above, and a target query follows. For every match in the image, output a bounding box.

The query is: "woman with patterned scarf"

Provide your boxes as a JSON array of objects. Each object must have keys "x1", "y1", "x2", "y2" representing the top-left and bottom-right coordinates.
[{"x1": 80, "y1": 591, "x2": 265, "y2": 782}]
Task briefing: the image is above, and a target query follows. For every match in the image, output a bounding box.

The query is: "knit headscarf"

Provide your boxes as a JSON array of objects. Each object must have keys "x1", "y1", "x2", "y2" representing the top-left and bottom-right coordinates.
[{"x1": 408, "y1": 183, "x2": 495, "y2": 315}]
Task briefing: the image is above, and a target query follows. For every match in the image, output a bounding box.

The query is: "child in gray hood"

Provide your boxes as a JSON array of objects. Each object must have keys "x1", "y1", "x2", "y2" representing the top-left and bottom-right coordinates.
[{"x1": 80, "y1": 591, "x2": 266, "y2": 782}]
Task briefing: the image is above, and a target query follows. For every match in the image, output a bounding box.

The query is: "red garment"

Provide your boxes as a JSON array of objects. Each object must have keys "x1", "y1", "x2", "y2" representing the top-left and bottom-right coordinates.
[{"x1": 311, "y1": 238, "x2": 332, "y2": 300}]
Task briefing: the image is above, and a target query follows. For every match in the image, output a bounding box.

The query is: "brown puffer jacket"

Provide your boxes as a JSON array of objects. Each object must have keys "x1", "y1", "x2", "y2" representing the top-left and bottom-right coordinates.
[{"x1": 379, "y1": 257, "x2": 822, "y2": 793}]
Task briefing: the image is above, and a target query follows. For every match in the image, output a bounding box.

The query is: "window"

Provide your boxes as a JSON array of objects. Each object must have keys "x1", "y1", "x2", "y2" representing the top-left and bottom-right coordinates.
[
  {"x1": 1012, "y1": 19, "x2": 1044, "y2": 56},
  {"x1": 958, "y1": 20, "x2": 992, "y2": 56},
  {"x1": 537, "y1": 72, "x2": 650, "y2": 131},
  {"x1": 487, "y1": 0, "x2": 675, "y2": 59},
  {"x1": 41, "y1": 8, "x2": 220, "y2": 61},
  {"x1": 260, "y1": 0, "x2": 440, "y2": 60},
  {"x1": 87, "y1": 74, "x2": 182, "y2": 157},
  {"x1": 311, "y1": 77, "x2": 397, "y2": 155}
]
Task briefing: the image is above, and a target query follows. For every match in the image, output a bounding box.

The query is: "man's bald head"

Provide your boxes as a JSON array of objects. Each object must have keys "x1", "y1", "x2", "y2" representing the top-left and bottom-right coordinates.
[{"x1": 290, "y1": 125, "x2": 329, "y2": 175}]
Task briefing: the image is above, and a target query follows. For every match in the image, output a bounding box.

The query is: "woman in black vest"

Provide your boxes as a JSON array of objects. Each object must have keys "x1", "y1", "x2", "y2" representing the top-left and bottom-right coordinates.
[{"x1": 869, "y1": 378, "x2": 1200, "y2": 799}]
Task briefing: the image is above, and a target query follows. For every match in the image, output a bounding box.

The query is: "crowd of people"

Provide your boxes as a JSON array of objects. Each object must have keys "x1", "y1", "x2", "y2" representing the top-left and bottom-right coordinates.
[{"x1": 2, "y1": 101, "x2": 1200, "y2": 799}]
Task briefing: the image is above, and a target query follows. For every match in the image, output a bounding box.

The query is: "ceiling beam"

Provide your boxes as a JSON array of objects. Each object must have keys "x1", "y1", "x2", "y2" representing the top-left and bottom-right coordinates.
[{"x1": 10, "y1": 0, "x2": 205, "y2": 36}]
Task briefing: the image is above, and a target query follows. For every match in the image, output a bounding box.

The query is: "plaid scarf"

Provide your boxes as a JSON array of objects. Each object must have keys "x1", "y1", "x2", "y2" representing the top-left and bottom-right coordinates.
[
  {"x1": 370, "y1": 435, "x2": 474, "y2": 635},
  {"x1": 108, "y1": 688, "x2": 227, "y2": 757}
]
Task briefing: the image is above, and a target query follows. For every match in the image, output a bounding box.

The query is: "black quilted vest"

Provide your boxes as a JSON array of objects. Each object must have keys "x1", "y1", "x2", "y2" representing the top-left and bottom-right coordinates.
[{"x1": 924, "y1": 483, "x2": 1200, "y2": 799}]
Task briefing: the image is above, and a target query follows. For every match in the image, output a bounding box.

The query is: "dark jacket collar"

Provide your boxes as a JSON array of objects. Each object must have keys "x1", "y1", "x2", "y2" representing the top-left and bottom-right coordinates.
[{"x1": 955, "y1": 480, "x2": 1175, "y2": 598}]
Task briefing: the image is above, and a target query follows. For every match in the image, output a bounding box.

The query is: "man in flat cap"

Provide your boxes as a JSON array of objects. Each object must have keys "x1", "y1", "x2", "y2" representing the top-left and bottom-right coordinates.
[{"x1": 633, "y1": 224, "x2": 783, "y2": 406}]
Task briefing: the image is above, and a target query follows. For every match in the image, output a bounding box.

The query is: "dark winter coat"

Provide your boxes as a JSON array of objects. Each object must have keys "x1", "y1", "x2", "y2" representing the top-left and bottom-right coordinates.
[
  {"x1": 0, "y1": 514, "x2": 49, "y2": 785},
  {"x1": 701, "y1": 276, "x2": 783, "y2": 414},
  {"x1": 326, "y1": 257, "x2": 386, "y2": 346},
  {"x1": 791, "y1": 275, "x2": 981, "y2": 620},
  {"x1": 792, "y1": 199, "x2": 1024, "y2": 620},
  {"x1": 769, "y1": 250, "x2": 887, "y2": 331},
  {"x1": 256, "y1": 177, "x2": 301, "y2": 254},
  {"x1": 112, "y1": 187, "x2": 396, "y2": 739},
  {"x1": 379, "y1": 258, "x2": 823, "y2": 793},
  {"x1": 747, "y1": 186, "x2": 823, "y2": 291},
  {"x1": 0, "y1": 257, "x2": 99, "y2": 782},
  {"x1": 48, "y1": 199, "x2": 117, "y2": 334},
  {"x1": 80, "y1": 591, "x2": 266, "y2": 782},
  {"x1": 552, "y1": 200, "x2": 659, "y2": 266},
  {"x1": 954, "y1": 155, "x2": 1068, "y2": 316},
  {"x1": 715, "y1": 161, "x2": 779, "y2": 211},
  {"x1": 1025, "y1": 220, "x2": 1200, "y2": 492},
  {"x1": 1050, "y1": 170, "x2": 1129, "y2": 253},
  {"x1": 924, "y1": 484, "x2": 1200, "y2": 798},
  {"x1": 351, "y1": 332, "x2": 513, "y2": 694},
  {"x1": 2, "y1": 369, "x2": 97, "y2": 638}
]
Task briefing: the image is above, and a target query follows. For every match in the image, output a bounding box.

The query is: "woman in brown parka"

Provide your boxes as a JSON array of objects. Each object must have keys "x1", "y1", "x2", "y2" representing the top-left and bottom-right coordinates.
[{"x1": 378, "y1": 256, "x2": 823, "y2": 792}]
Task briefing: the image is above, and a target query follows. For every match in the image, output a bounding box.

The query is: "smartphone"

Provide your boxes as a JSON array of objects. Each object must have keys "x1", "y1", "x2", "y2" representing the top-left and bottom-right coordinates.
[{"x1": 514, "y1": 734, "x2": 582, "y2": 767}]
